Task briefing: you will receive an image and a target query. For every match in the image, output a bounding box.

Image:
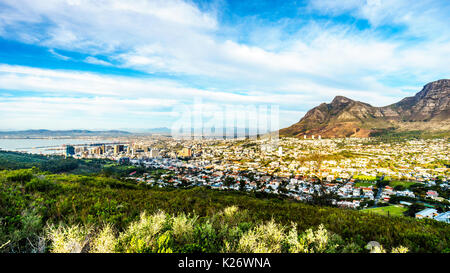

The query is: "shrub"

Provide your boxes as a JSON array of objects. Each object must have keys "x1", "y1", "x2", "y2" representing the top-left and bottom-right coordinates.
[
  {"x1": 90, "y1": 224, "x2": 117, "y2": 253},
  {"x1": 117, "y1": 211, "x2": 168, "y2": 253},
  {"x1": 193, "y1": 221, "x2": 218, "y2": 252},
  {"x1": 220, "y1": 225, "x2": 243, "y2": 253},
  {"x1": 368, "y1": 244, "x2": 386, "y2": 253},
  {"x1": 223, "y1": 206, "x2": 239, "y2": 218},
  {"x1": 25, "y1": 177, "x2": 57, "y2": 192},
  {"x1": 391, "y1": 245, "x2": 409, "y2": 253},
  {"x1": 341, "y1": 242, "x2": 363, "y2": 253},
  {"x1": 47, "y1": 224, "x2": 92, "y2": 253},
  {"x1": 171, "y1": 213, "x2": 197, "y2": 245},
  {"x1": 6, "y1": 169, "x2": 33, "y2": 183},
  {"x1": 237, "y1": 220, "x2": 285, "y2": 253},
  {"x1": 286, "y1": 224, "x2": 342, "y2": 253},
  {"x1": 156, "y1": 231, "x2": 173, "y2": 253},
  {"x1": 0, "y1": 209, "x2": 45, "y2": 253}
]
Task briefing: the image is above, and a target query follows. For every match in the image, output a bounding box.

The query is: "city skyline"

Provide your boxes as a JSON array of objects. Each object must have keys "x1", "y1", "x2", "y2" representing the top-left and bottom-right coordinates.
[{"x1": 1, "y1": 0, "x2": 450, "y2": 130}]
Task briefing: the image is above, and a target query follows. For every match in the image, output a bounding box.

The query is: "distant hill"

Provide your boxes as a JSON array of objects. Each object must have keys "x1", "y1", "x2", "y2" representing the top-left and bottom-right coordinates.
[
  {"x1": 280, "y1": 79, "x2": 450, "y2": 138},
  {"x1": 142, "y1": 127, "x2": 171, "y2": 134},
  {"x1": 0, "y1": 129, "x2": 131, "y2": 138}
]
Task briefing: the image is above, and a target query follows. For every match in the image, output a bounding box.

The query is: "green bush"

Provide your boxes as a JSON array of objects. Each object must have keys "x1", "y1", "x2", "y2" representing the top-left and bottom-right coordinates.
[
  {"x1": 6, "y1": 169, "x2": 33, "y2": 183},
  {"x1": 117, "y1": 211, "x2": 168, "y2": 253},
  {"x1": 25, "y1": 177, "x2": 58, "y2": 192},
  {"x1": 237, "y1": 220, "x2": 285, "y2": 253}
]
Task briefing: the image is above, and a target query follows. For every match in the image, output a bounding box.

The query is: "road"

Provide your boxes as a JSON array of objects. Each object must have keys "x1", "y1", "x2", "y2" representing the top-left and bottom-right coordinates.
[{"x1": 374, "y1": 175, "x2": 385, "y2": 206}]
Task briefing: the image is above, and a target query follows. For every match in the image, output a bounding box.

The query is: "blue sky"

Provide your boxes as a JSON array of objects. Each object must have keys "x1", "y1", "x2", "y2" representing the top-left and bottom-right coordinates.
[{"x1": 0, "y1": 0, "x2": 449, "y2": 131}]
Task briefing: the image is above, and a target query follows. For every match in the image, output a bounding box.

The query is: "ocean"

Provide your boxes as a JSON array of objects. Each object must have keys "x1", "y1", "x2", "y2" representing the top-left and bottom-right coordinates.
[{"x1": 0, "y1": 138, "x2": 108, "y2": 154}]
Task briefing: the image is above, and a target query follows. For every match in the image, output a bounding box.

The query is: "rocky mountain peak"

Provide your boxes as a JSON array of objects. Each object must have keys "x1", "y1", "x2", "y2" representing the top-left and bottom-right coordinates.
[
  {"x1": 417, "y1": 79, "x2": 450, "y2": 100},
  {"x1": 393, "y1": 79, "x2": 449, "y2": 122},
  {"x1": 330, "y1": 96, "x2": 353, "y2": 108},
  {"x1": 279, "y1": 79, "x2": 450, "y2": 138}
]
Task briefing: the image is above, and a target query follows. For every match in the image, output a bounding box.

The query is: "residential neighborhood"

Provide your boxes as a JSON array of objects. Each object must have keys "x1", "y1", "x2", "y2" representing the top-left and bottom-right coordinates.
[{"x1": 65, "y1": 135, "x2": 450, "y2": 223}]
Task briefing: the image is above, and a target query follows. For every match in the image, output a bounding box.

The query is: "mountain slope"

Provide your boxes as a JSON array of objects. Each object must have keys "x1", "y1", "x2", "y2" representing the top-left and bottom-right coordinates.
[{"x1": 280, "y1": 79, "x2": 450, "y2": 138}]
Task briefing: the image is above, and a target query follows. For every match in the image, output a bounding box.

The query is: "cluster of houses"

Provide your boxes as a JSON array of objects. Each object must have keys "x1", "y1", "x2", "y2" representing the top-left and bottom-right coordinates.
[
  {"x1": 114, "y1": 136, "x2": 449, "y2": 223},
  {"x1": 337, "y1": 182, "x2": 375, "y2": 200},
  {"x1": 195, "y1": 137, "x2": 449, "y2": 183},
  {"x1": 126, "y1": 158, "x2": 377, "y2": 209},
  {"x1": 335, "y1": 200, "x2": 361, "y2": 209},
  {"x1": 379, "y1": 186, "x2": 416, "y2": 202},
  {"x1": 415, "y1": 208, "x2": 450, "y2": 223},
  {"x1": 121, "y1": 156, "x2": 450, "y2": 223}
]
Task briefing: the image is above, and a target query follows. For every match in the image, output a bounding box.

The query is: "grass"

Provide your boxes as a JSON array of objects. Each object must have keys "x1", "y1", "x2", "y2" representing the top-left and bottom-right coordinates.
[
  {"x1": 362, "y1": 205, "x2": 408, "y2": 217},
  {"x1": 353, "y1": 175, "x2": 377, "y2": 182},
  {"x1": 389, "y1": 181, "x2": 420, "y2": 189},
  {"x1": 354, "y1": 182, "x2": 375, "y2": 188}
]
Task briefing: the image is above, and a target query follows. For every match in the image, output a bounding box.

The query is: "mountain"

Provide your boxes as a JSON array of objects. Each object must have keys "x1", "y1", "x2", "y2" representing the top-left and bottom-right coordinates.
[
  {"x1": 0, "y1": 129, "x2": 131, "y2": 138},
  {"x1": 142, "y1": 127, "x2": 171, "y2": 134},
  {"x1": 279, "y1": 79, "x2": 450, "y2": 138}
]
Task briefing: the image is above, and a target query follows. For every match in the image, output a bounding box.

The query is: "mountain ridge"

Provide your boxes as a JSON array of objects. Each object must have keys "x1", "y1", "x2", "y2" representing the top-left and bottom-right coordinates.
[{"x1": 279, "y1": 79, "x2": 450, "y2": 138}]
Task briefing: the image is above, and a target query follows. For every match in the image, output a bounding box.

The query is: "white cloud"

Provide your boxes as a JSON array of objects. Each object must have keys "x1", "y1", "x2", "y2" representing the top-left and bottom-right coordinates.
[
  {"x1": 0, "y1": 0, "x2": 218, "y2": 52},
  {"x1": 0, "y1": 96, "x2": 179, "y2": 130},
  {"x1": 0, "y1": 64, "x2": 318, "y2": 106},
  {"x1": 308, "y1": 0, "x2": 450, "y2": 38},
  {"x1": 1, "y1": 0, "x2": 448, "y2": 88},
  {"x1": 0, "y1": 63, "x2": 333, "y2": 129},
  {"x1": 84, "y1": 56, "x2": 113, "y2": 66},
  {"x1": 48, "y1": 48, "x2": 71, "y2": 60},
  {"x1": 0, "y1": 0, "x2": 449, "y2": 130}
]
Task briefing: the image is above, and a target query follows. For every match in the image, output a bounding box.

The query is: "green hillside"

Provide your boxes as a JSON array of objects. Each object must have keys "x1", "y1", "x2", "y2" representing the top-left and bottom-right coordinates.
[{"x1": 1, "y1": 167, "x2": 448, "y2": 253}]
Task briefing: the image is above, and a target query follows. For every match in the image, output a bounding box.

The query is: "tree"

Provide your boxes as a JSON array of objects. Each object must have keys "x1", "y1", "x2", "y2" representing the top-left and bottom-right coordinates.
[
  {"x1": 224, "y1": 176, "x2": 235, "y2": 187},
  {"x1": 239, "y1": 180, "x2": 246, "y2": 191}
]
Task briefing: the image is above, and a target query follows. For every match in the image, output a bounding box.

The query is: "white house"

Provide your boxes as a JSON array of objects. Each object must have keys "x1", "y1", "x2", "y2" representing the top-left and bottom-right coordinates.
[
  {"x1": 415, "y1": 208, "x2": 438, "y2": 219},
  {"x1": 434, "y1": 211, "x2": 450, "y2": 223}
]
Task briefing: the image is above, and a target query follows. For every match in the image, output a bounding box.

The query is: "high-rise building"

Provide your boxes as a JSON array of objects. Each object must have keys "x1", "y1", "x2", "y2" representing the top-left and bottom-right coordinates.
[
  {"x1": 92, "y1": 146, "x2": 103, "y2": 155},
  {"x1": 114, "y1": 144, "x2": 124, "y2": 155},
  {"x1": 65, "y1": 145, "x2": 75, "y2": 157},
  {"x1": 179, "y1": 148, "x2": 192, "y2": 157}
]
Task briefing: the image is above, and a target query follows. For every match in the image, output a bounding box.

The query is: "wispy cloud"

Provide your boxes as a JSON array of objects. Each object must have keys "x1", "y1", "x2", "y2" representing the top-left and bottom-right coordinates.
[
  {"x1": 48, "y1": 48, "x2": 71, "y2": 60},
  {"x1": 83, "y1": 56, "x2": 112, "y2": 66}
]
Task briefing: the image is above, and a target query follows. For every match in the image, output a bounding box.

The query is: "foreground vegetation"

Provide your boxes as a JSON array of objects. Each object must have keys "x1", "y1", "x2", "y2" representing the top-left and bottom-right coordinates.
[
  {"x1": 1, "y1": 167, "x2": 449, "y2": 253},
  {"x1": 39, "y1": 208, "x2": 408, "y2": 253},
  {"x1": 0, "y1": 150, "x2": 147, "y2": 177}
]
